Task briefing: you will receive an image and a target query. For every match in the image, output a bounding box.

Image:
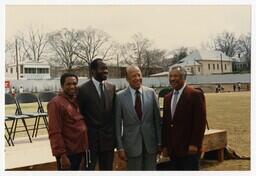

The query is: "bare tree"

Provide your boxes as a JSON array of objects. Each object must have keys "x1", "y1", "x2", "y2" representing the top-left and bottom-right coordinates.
[
  {"x1": 169, "y1": 47, "x2": 192, "y2": 65},
  {"x1": 237, "y1": 33, "x2": 251, "y2": 67},
  {"x1": 211, "y1": 31, "x2": 238, "y2": 57},
  {"x1": 18, "y1": 28, "x2": 48, "y2": 62},
  {"x1": 121, "y1": 33, "x2": 152, "y2": 69},
  {"x1": 48, "y1": 28, "x2": 81, "y2": 72},
  {"x1": 144, "y1": 49, "x2": 166, "y2": 76},
  {"x1": 74, "y1": 27, "x2": 113, "y2": 76}
]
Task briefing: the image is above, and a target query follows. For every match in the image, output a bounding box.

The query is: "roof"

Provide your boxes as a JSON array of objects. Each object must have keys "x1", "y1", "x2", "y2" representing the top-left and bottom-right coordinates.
[
  {"x1": 150, "y1": 71, "x2": 169, "y2": 77},
  {"x1": 7, "y1": 60, "x2": 50, "y2": 67},
  {"x1": 182, "y1": 49, "x2": 231, "y2": 62}
]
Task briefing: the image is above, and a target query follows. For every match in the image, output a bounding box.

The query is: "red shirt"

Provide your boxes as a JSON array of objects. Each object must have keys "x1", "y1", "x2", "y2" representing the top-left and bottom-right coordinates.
[{"x1": 47, "y1": 92, "x2": 88, "y2": 156}]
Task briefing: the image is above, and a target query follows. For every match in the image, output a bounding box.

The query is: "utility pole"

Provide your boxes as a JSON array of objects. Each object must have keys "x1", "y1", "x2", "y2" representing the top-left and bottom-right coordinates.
[
  {"x1": 220, "y1": 53, "x2": 223, "y2": 74},
  {"x1": 15, "y1": 39, "x2": 19, "y2": 80},
  {"x1": 116, "y1": 54, "x2": 120, "y2": 78}
]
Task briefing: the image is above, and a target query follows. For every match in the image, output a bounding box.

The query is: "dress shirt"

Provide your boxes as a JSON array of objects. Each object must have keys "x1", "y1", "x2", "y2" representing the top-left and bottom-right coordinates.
[
  {"x1": 171, "y1": 83, "x2": 186, "y2": 112},
  {"x1": 129, "y1": 86, "x2": 143, "y2": 110},
  {"x1": 92, "y1": 77, "x2": 104, "y2": 97}
]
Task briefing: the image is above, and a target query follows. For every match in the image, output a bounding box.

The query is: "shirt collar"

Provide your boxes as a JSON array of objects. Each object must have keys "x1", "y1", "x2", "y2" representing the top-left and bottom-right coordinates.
[
  {"x1": 129, "y1": 86, "x2": 143, "y2": 95},
  {"x1": 92, "y1": 77, "x2": 104, "y2": 88},
  {"x1": 174, "y1": 82, "x2": 186, "y2": 95},
  {"x1": 58, "y1": 91, "x2": 76, "y2": 102}
]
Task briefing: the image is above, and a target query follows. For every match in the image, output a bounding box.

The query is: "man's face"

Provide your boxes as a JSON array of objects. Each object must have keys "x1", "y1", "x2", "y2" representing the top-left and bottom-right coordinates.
[
  {"x1": 126, "y1": 68, "x2": 143, "y2": 90},
  {"x1": 62, "y1": 76, "x2": 78, "y2": 97},
  {"x1": 93, "y1": 61, "x2": 108, "y2": 82},
  {"x1": 169, "y1": 69, "x2": 185, "y2": 90}
]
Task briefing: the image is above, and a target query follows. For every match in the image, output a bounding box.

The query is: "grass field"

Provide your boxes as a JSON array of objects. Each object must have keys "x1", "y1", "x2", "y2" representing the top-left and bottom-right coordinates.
[
  {"x1": 5, "y1": 91, "x2": 250, "y2": 170},
  {"x1": 201, "y1": 91, "x2": 250, "y2": 170}
]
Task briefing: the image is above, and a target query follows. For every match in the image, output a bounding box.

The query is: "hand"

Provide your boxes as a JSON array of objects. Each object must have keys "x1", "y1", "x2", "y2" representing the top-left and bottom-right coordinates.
[
  {"x1": 162, "y1": 147, "x2": 168, "y2": 157},
  {"x1": 118, "y1": 149, "x2": 127, "y2": 161},
  {"x1": 60, "y1": 154, "x2": 71, "y2": 170},
  {"x1": 188, "y1": 145, "x2": 198, "y2": 155}
]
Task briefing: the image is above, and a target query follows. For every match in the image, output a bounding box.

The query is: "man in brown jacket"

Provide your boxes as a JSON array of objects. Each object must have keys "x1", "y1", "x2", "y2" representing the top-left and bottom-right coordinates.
[
  {"x1": 48, "y1": 73, "x2": 89, "y2": 170},
  {"x1": 162, "y1": 66, "x2": 206, "y2": 170}
]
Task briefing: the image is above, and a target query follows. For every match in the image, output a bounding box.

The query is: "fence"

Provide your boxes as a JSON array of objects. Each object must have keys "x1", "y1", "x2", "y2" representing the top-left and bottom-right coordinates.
[{"x1": 7, "y1": 74, "x2": 250, "y2": 93}]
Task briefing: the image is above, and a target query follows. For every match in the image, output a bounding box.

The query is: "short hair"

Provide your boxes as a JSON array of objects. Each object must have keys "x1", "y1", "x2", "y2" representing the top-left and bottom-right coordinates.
[
  {"x1": 60, "y1": 72, "x2": 78, "y2": 86},
  {"x1": 90, "y1": 58, "x2": 103, "y2": 71},
  {"x1": 169, "y1": 66, "x2": 187, "y2": 80},
  {"x1": 125, "y1": 65, "x2": 141, "y2": 78}
]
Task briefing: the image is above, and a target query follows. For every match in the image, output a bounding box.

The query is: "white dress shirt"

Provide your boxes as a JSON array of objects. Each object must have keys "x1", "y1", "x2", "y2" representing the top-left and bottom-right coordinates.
[{"x1": 92, "y1": 77, "x2": 104, "y2": 97}]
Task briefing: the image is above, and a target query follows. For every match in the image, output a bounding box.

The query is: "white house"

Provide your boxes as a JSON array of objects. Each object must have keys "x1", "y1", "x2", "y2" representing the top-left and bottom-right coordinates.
[
  {"x1": 5, "y1": 60, "x2": 51, "y2": 80},
  {"x1": 170, "y1": 50, "x2": 233, "y2": 75}
]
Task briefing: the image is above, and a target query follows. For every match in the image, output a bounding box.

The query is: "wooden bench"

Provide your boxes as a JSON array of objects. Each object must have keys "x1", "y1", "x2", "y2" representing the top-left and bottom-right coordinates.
[{"x1": 202, "y1": 129, "x2": 227, "y2": 162}]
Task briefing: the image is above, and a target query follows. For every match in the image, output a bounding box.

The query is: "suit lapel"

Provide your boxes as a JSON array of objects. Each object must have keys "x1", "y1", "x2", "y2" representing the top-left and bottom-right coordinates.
[
  {"x1": 141, "y1": 87, "x2": 147, "y2": 123},
  {"x1": 89, "y1": 80, "x2": 101, "y2": 104},
  {"x1": 124, "y1": 88, "x2": 140, "y2": 122},
  {"x1": 104, "y1": 83, "x2": 111, "y2": 110},
  {"x1": 172, "y1": 86, "x2": 187, "y2": 120}
]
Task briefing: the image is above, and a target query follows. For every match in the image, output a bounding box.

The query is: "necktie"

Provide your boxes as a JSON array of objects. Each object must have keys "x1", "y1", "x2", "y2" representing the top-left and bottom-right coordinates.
[
  {"x1": 171, "y1": 91, "x2": 179, "y2": 118},
  {"x1": 135, "y1": 90, "x2": 142, "y2": 121},
  {"x1": 99, "y1": 82, "x2": 105, "y2": 108}
]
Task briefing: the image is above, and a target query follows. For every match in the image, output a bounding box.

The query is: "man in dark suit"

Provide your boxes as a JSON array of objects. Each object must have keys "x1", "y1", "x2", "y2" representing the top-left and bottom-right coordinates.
[
  {"x1": 162, "y1": 66, "x2": 206, "y2": 170},
  {"x1": 77, "y1": 58, "x2": 116, "y2": 170}
]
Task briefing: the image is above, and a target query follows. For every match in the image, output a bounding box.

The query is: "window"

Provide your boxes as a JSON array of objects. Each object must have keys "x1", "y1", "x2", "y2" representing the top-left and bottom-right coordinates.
[
  {"x1": 217, "y1": 64, "x2": 219, "y2": 70},
  {"x1": 10, "y1": 68, "x2": 13, "y2": 73},
  {"x1": 225, "y1": 64, "x2": 227, "y2": 70},
  {"x1": 37, "y1": 68, "x2": 49, "y2": 74},
  {"x1": 213, "y1": 64, "x2": 215, "y2": 70},
  {"x1": 198, "y1": 67, "x2": 200, "y2": 72},
  {"x1": 6, "y1": 68, "x2": 8, "y2": 73},
  {"x1": 208, "y1": 64, "x2": 210, "y2": 70},
  {"x1": 25, "y1": 68, "x2": 36, "y2": 74}
]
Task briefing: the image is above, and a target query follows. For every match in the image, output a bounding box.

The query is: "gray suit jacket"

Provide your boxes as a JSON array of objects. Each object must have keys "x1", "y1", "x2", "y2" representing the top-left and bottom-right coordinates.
[{"x1": 115, "y1": 86, "x2": 161, "y2": 157}]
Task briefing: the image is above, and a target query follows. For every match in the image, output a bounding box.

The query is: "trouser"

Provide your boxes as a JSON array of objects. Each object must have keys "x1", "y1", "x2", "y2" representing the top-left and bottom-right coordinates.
[
  {"x1": 171, "y1": 153, "x2": 200, "y2": 170},
  {"x1": 85, "y1": 149, "x2": 114, "y2": 170},
  {"x1": 127, "y1": 140, "x2": 157, "y2": 170},
  {"x1": 56, "y1": 152, "x2": 83, "y2": 170}
]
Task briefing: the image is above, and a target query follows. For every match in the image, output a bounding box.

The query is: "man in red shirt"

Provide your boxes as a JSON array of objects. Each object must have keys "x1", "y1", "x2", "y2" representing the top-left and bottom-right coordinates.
[{"x1": 48, "y1": 72, "x2": 89, "y2": 170}]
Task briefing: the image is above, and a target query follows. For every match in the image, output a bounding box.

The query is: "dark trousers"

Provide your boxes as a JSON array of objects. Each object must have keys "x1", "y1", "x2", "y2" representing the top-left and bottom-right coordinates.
[
  {"x1": 56, "y1": 153, "x2": 83, "y2": 170},
  {"x1": 86, "y1": 150, "x2": 114, "y2": 170},
  {"x1": 172, "y1": 154, "x2": 200, "y2": 170}
]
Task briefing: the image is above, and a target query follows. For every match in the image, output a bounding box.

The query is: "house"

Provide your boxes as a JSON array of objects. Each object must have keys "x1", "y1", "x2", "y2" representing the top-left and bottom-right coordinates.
[
  {"x1": 5, "y1": 60, "x2": 51, "y2": 80},
  {"x1": 232, "y1": 54, "x2": 250, "y2": 72},
  {"x1": 170, "y1": 50, "x2": 233, "y2": 75}
]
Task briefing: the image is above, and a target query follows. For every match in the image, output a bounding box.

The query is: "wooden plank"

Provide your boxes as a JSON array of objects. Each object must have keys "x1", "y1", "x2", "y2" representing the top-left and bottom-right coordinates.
[
  {"x1": 5, "y1": 135, "x2": 55, "y2": 170},
  {"x1": 202, "y1": 129, "x2": 227, "y2": 152},
  {"x1": 5, "y1": 129, "x2": 227, "y2": 170}
]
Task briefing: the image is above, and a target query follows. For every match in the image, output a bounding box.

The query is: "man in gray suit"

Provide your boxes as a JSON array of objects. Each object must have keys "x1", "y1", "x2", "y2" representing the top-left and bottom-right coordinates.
[{"x1": 115, "y1": 65, "x2": 161, "y2": 170}]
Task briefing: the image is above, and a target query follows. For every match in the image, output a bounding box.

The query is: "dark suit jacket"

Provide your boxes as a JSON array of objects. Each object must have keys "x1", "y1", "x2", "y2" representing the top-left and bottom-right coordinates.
[
  {"x1": 77, "y1": 80, "x2": 116, "y2": 151},
  {"x1": 162, "y1": 85, "x2": 206, "y2": 157}
]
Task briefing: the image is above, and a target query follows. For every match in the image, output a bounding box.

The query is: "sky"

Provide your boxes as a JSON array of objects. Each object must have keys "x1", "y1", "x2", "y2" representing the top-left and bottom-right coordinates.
[{"x1": 5, "y1": 5, "x2": 251, "y2": 51}]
